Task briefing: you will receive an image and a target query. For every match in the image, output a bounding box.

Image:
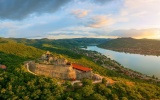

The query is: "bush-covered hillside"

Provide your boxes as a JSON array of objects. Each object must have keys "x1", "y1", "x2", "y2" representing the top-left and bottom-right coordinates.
[
  {"x1": 0, "y1": 38, "x2": 160, "y2": 99},
  {"x1": 98, "y1": 38, "x2": 160, "y2": 56},
  {"x1": 10, "y1": 38, "x2": 109, "y2": 48},
  {"x1": 0, "y1": 38, "x2": 43, "y2": 59}
]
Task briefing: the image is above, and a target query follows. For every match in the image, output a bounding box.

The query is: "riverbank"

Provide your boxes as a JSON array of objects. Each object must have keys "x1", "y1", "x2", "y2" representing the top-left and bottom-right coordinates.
[
  {"x1": 98, "y1": 47, "x2": 160, "y2": 56},
  {"x1": 98, "y1": 38, "x2": 160, "y2": 56},
  {"x1": 71, "y1": 47, "x2": 160, "y2": 83}
]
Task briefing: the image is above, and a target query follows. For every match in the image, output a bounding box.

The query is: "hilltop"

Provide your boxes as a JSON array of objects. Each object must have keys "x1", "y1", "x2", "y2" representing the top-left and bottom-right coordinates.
[{"x1": 98, "y1": 37, "x2": 160, "y2": 56}]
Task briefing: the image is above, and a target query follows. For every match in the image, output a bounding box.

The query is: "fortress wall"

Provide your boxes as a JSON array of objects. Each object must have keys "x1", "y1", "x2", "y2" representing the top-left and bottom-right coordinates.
[
  {"x1": 28, "y1": 62, "x2": 92, "y2": 80},
  {"x1": 35, "y1": 63, "x2": 76, "y2": 79},
  {"x1": 28, "y1": 61, "x2": 36, "y2": 72},
  {"x1": 75, "y1": 69, "x2": 92, "y2": 80},
  {"x1": 26, "y1": 52, "x2": 93, "y2": 80}
]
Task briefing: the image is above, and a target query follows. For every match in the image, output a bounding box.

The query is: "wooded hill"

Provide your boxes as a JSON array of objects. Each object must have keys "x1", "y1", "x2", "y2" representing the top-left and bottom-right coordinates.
[
  {"x1": 0, "y1": 37, "x2": 160, "y2": 100},
  {"x1": 9, "y1": 37, "x2": 109, "y2": 48},
  {"x1": 98, "y1": 37, "x2": 160, "y2": 56},
  {"x1": 0, "y1": 38, "x2": 43, "y2": 58}
]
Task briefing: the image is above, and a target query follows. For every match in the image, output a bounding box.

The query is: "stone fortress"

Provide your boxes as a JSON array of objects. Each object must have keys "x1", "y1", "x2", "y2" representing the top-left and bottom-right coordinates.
[{"x1": 28, "y1": 51, "x2": 93, "y2": 80}]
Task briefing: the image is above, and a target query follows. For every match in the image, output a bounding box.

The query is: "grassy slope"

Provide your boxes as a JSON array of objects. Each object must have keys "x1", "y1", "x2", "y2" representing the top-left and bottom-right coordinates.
[{"x1": 0, "y1": 38, "x2": 44, "y2": 59}]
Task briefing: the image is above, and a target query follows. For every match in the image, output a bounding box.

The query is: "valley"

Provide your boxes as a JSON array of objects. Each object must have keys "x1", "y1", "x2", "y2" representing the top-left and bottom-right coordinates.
[
  {"x1": 71, "y1": 47, "x2": 160, "y2": 81},
  {"x1": 0, "y1": 37, "x2": 160, "y2": 99}
]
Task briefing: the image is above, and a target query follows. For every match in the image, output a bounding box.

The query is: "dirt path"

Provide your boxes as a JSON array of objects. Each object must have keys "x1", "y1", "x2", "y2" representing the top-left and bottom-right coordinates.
[{"x1": 26, "y1": 63, "x2": 37, "y2": 75}]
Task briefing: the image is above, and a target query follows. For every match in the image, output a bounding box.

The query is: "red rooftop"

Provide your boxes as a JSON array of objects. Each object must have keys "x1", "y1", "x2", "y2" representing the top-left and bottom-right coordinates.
[
  {"x1": 0, "y1": 65, "x2": 7, "y2": 70},
  {"x1": 72, "y1": 63, "x2": 92, "y2": 72}
]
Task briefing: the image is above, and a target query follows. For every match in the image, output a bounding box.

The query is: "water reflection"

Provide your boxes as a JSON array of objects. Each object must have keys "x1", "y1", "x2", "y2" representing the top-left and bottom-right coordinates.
[{"x1": 87, "y1": 46, "x2": 160, "y2": 78}]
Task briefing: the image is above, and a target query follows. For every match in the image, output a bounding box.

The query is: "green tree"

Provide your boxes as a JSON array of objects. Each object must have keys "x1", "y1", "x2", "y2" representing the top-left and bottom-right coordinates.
[
  {"x1": 66, "y1": 97, "x2": 73, "y2": 100},
  {"x1": 64, "y1": 81, "x2": 72, "y2": 88},
  {"x1": 91, "y1": 93, "x2": 106, "y2": 100},
  {"x1": 102, "y1": 78, "x2": 107, "y2": 85},
  {"x1": 103, "y1": 87, "x2": 112, "y2": 97},
  {"x1": 82, "y1": 79, "x2": 92, "y2": 86},
  {"x1": 73, "y1": 93, "x2": 82, "y2": 100},
  {"x1": 122, "y1": 97, "x2": 128, "y2": 100},
  {"x1": 79, "y1": 85, "x2": 94, "y2": 97},
  {"x1": 112, "y1": 94, "x2": 119, "y2": 100}
]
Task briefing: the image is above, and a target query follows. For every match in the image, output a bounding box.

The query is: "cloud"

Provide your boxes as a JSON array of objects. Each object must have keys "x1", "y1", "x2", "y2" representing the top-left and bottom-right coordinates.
[
  {"x1": 123, "y1": 0, "x2": 160, "y2": 16},
  {"x1": 120, "y1": 10, "x2": 128, "y2": 16},
  {"x1": 108, "y1": 28, "x2": 160, "y2": 38},
  {"x1": 90, "y1": 0, "x2": 113, "y2": 4},
  {"x1": 131, "y1": 11, "x2": 147, "y2": 17},
  {"x1": 117, "y1": 0, "x2": 160, "y2": 29},
  {"x1": 72, "y1": 9, "x2": 89, "y2": 18},
  {"x1": 0, "y1": 0, "x2": 71, "y2": 20},
  {"x1": 87, "y1": 16, "x2": 114, "y2": 28},
  {"x1": 124, "y1": 0, "x2": 158, "y2": 10},
  {"x1": 45, "y1": 26, "x2": 100, "y2": 39},
  {"x1": 46, "y1": 28, "x2": 160, "y2": 39}
]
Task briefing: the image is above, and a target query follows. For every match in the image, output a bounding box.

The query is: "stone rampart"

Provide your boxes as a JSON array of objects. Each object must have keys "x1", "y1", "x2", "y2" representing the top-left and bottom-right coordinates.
[{"x1": 35, "y1": 63, "x2": 76, "y2": 80}]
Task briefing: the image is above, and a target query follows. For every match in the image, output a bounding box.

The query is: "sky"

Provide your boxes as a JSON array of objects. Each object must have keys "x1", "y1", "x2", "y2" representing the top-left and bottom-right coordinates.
[{"x1": 0, "y1": 0, "x2": 160, "y2": 39}]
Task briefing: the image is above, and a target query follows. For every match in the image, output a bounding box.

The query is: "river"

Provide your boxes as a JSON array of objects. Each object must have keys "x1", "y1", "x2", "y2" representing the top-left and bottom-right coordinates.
[{"x1": 86, "y1": 46, "x2": 160, "y2": 78}]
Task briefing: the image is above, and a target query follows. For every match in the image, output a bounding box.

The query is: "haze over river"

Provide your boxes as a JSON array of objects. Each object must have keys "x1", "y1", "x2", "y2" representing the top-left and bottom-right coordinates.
[{"x1": 86, "y1": 46, "x2": 160, "y2": 78}]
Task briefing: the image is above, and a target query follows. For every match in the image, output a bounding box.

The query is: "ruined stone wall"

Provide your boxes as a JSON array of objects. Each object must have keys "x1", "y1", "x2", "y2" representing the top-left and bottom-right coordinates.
[
  {"x1": 35, "y1": 63, "x2": 76, "y2": 80},
  {"x1": 75, "y1": 70, "x2": 93, "y2": 80},
  {"x1": 27, "y1": 61, "x2": 93, "y2": 80},
  {"x1": 28, "y1": 61, "x2": 36, "y2": 72}
]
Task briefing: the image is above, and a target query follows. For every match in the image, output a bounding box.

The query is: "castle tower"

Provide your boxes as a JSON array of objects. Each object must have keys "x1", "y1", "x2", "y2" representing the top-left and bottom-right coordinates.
[{"x1": 46, "y1": 51, "x2": 51, "y2": 57}]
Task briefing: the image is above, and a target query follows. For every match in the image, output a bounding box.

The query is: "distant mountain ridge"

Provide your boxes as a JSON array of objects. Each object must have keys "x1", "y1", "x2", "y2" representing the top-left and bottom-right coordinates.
[
  {"x1": 9, "y1": 37, "x2": 110, "y2": 47},
  {"x1": 98, "y1": 37, "x2": 160, "y2": 56}
]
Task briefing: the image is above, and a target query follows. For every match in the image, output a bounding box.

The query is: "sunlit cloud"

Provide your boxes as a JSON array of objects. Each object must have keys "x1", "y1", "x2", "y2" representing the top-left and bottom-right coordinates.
[
  {"x1": 120, "y1": 10, "x2": 128, "y2": 16},
  {"x1": 72, "y1": 9, "x2": 89, "y2": 18},
  {"x1": 107, "y1": 28, "x2": 160, "y2": 39},
  {"x1": 122, "y1": 0, "x2": 160, "y2": 17},
  {"x1": 87, "y1": 15, "x2": 114, "y2": 28},
  {"x1": 131, "y1": 11, "x2": 147, "y2": 17}
]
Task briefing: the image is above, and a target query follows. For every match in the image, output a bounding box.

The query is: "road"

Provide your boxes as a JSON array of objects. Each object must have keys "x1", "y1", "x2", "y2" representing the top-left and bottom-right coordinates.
[{"x1": 26, "y1": 63, "x2": 37, "y2": 75}]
